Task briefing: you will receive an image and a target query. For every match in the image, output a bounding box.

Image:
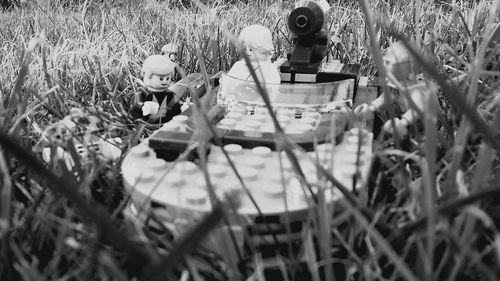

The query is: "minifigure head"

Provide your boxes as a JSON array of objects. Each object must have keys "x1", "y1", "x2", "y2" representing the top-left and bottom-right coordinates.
[
  {"x1": 142, "y1": 55, "x2": 175, "y2": 92},
  {"x1": 383, "y1": 41, "x2": 419, "y2": 86},
  {"x1": 161, "y1": 43, "x2": 179, "y2": 63},
  {"x1": 238, "y1": 24, "x2": 274, "y2": 62}
]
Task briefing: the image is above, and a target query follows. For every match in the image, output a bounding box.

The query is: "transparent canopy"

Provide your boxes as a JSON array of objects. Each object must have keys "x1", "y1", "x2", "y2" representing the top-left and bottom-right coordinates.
[{"x1": 217, "y1": 73, "x2": 354, "y2": 113}]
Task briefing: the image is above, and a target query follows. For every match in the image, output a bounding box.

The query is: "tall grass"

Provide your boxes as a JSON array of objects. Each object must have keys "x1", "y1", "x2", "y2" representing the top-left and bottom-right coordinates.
[{"x1": 1, "y1": 0, "x2": 500, "y2": 280}]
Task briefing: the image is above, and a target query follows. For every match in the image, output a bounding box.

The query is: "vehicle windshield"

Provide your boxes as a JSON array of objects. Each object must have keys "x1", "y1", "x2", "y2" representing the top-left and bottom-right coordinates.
[{"x1": 217, "y1": 73, "x2": 354, "y2": 112}]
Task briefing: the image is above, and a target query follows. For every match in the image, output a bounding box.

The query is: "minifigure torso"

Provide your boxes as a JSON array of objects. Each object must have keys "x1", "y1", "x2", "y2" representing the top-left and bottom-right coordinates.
[
  {"x1": 227, "y1": 60, "x2": 281, "y2": 84},
  {"x1": 227, "y1": 24, "x2": 281, "y2": 84},
  {"x1": 354, "y1": 41, "x2": 440, "y2": 136},
  {"x1": 130, "y1": 55, "x2": 181, "y2": 124},
  {"x1": 131, "y1": 87, "x2": 181, "y2": 123}
]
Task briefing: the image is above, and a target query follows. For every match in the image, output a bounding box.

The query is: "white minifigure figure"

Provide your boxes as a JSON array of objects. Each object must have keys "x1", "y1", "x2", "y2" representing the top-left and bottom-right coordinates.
[
  {"x1": 227, "y1": 24, "x2": 281, "y2": 84},
  {"x1": 161, "y1": 43, "x2": 187, "y2": 80},
  {"x1": 354, "y1": 41, "x2": 438, "y2": 136}
]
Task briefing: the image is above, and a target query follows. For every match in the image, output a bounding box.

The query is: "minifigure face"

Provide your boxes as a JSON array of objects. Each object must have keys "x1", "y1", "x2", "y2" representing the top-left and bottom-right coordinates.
[
  {"x1": 161, "y1": 43, "x2": 179, "y2": 63},
  {"x1": 384, "y1": 55, "x2": 415, "y2": 84},
  {"x1": 143, "y1": 73, "x2": 173, "y2": 91},
  {"x1": 239, "y1": 25, "x2": 274, "y2": 63},
  {"x1": 383, "y1": 42, "x2": 417, "y2": 84},
  {"x1": 168, "y1": 53, "x2": 178, "y2": 62},
  {"x1": 142, "y1": 55, "x2": 176, "y2": 91},
  {"x1": 245, "y1": 46, "x2": 269, "y2": 63},
  {"x1": 162, "y1": 51, "x2": 178, "y2": 63},
  {"x1": 383, "y1": 55, "x2": 397, "y2": 75}
]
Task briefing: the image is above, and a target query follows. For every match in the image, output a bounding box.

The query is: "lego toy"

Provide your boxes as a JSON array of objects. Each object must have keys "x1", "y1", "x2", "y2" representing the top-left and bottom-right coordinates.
[
  {"x1": 122, "y1": 124, "x2": 373, "y2": 244},
  {"x1": 217, "y1": 73, "x2": 354, "y2": 121},
  {"x1": 161, "y1": 43, "x2": 179, "y2": 62},
  {"x1": 130, "y1": 55, "x2": 182, "y2": 124},
  {"x1": 42, "y1": 109, "x2": 122, "y2": 170},
  {"x1": 354, "y1": 41, "x2": 439, "y2": 136},
  {"x1": 161, "y1": 43, "x2": 186, "y2": 80},
  {"x1": 121, "y1": 1, "x2": 376, "y2": 278},
  {"x1": 122, "y1": 0, "x2": 367, "y2": 233},
  {"x1": 227, "y1": 24, "x2": 281, "y2": 84},
  {"x1": 278, "y1": 0, "x2": 359, "y2": 84}
]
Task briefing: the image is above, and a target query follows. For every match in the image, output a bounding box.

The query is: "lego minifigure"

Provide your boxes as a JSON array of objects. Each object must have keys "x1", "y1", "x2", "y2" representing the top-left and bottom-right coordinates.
[
  {"x1": 130, "y1": 55, "x2": 182, "y2": 124},
  {"x1": 161, "y1": 43, "x2": 186, "y2": 80},
  {"x1": 42, "y1": 109, "x2": 122, "y2": 170},
  {"x1": 354, "y1": 41, "x2": 438, "y2": 136},
  {"x1": 227, "y1": 24, "x2": 281, "y2": 84}
]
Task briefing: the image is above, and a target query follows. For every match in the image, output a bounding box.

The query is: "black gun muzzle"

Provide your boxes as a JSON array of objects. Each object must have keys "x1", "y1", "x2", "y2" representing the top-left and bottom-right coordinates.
[{"x1": 288, "y1": 1, "x2": 326, "y2": 37}]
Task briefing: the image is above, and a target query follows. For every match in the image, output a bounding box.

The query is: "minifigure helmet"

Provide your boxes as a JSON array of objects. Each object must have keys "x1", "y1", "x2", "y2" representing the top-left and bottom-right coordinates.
[
  {"x1": 161, "y1": 43, "x2": 179, "y2": 62},
  {"x1": 161, "y1": 43, "x2": 178, "y2": 54},
  {"x1": 238, "y1": 24, "x2": 274, "y2": 56},
  {"x1": 384, "y1": 41, "x2": 419, "y2": 86}
]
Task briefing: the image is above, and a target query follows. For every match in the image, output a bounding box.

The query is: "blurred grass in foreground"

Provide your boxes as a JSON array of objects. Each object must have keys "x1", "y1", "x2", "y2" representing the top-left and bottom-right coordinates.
[{"x1": 1, "y1": 0, "x2": 500, "y2": 280}]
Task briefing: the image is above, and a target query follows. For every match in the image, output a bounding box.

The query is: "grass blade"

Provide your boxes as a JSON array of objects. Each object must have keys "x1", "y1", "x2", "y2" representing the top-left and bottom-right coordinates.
[
  {"x1": 140, "y1": 203, "x2": 224, "y2": 281},
  {"x1": 397, "y1": 39, "x2": 500, "y2": 152},
  {"x1": 0, "y1": 148, "x2": 12, "y2": 236},
  {"x1": 0, "y1": 130, "x2": 157, "y2": 267},
  {"x1": 399, "y1": 183, "x2": 500, "y2": 236}
]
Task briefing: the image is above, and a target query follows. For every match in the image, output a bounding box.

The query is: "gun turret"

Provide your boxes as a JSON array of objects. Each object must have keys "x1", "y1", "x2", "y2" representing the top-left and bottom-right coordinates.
[
  {"x1": 280, "y1": 1, "x2": 329, "y2": 75},
  {"x1": 288, "y1": 1, "x2": 326, "y2": 37},
  {"x1": 280, "y1": 1, "x2": 360, "y2": 85}
]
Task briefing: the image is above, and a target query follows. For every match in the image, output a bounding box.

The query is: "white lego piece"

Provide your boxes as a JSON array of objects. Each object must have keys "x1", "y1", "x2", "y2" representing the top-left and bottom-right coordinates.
[
  {"x1": 130, "y1": 145, "x2": 151, "y2": 158},
  {"x1": 146, "y1": 159, "x2": 169, "y2": 171},
  {"x1": 224, "y1": 144, "x2": 243, "y2": 155},
  {"x1": 160, "y1": 122, "x2": 180, "y2": 132},
  {"x1": 121, "y1": 106, "x2": 373, "y2": 235},
  {"x1": 172, "y1": 115, "x2": 188, "y2": 124},
  {"x1": 163, "y1": 172, "x2": 185, "y2": 188},
  {"x1": 251, "y1": 146, "x2": 272, "y2": 157},
  {"x1": 174, "y1": 160, "x2": 199, "y2": 174},
  {"x1": 184, "y1": 188, "x2": 208, "y2": 205}
]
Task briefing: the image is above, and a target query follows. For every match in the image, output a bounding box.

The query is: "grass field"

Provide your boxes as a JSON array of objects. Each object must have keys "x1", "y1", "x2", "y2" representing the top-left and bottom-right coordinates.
[{"x1": 1, "y1": 0, "x2": 500, "y2": 280}]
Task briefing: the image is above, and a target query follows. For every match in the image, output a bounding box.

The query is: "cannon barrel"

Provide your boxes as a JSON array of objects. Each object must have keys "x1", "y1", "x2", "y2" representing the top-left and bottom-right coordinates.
[{"x1": 288, "y1": 1, "x2": 327, "y2": 37}]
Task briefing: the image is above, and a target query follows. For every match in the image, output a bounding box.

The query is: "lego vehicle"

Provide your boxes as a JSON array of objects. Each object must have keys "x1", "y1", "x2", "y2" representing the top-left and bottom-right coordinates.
[
  {"x1": 121, "y1": 0, "x2": 375, "y2": 277},
  {"x1": 121, "y1": 73, "x2": 374, "y2": 279}
]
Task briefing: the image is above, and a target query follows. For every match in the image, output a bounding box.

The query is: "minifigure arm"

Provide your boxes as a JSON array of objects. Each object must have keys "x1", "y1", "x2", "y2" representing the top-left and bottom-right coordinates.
[
  {"x1": 407, "y1": 83, "x2": 439, "y2": 113},
  {"x1": 382, "y1": 84, "x2": 439, "y2": 136},
  {"x1": 400, "y1": 109, "x2": 417, "y2": 126},
  {"x1": 175, "y1": 64, "x2": 187, "y2": 79},
  {"x1": 268, "y1": 62, "x2": 281, "y2": 84},
  {"x1": 382, "y1": 109, "x2": 416, "y2": 136},
  {"x1": 369, "y1": 94, "x2": 386, "y2": 111},
  {"x1": 129, "y1": 102, "x2": 144, "y2": 119},
  {"x1": 227, "y1": 60, "x2": 249, "y2": 80},
  {"x1": 129, "y1": 89, "x2": 149, "y2": 119},
  {"x1": 354, "y1": 94, "x2": 386, "y2": 119}
]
